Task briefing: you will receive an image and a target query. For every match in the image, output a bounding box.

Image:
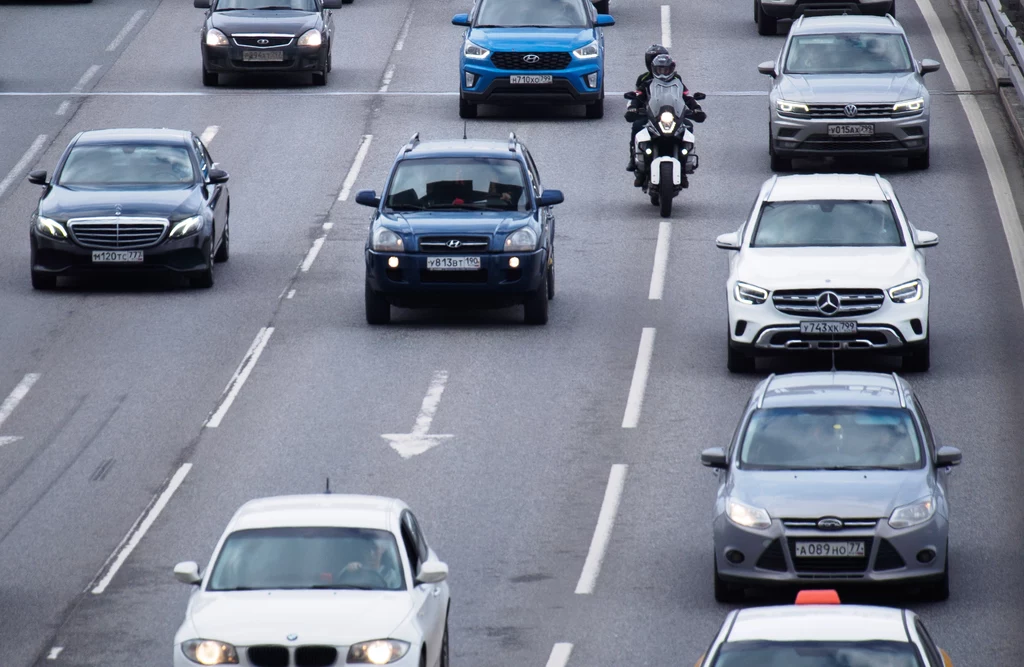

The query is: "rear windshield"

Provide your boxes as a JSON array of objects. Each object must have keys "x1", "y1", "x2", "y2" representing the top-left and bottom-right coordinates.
[
  {"x1": 751, "y1": 201, "x2": 903, "y2": 247},
  {"x1": 475, "y1": 0, "x2": 590, "y2": 28},
  {"x1": 711, "y1": 640, "x2": 924, "y2": 666},
  {"x1": 58, "y1": 144, "x2": 195, "y2": 187},
  {"x1": 785, "y1": 33, "x2": 914, "y2": 74}
]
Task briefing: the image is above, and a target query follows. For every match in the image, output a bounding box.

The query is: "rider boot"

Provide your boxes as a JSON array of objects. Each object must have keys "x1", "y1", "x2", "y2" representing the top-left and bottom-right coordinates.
[{"x1": 627, "y1": 141, "x2": 636, "y2": 172}]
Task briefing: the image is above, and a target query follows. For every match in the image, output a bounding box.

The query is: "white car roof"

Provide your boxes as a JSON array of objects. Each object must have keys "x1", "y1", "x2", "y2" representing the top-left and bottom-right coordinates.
[
  {"x1": 729, "y1": 605, "x2": 910, "y2": 643},
  {"x1": 228, "y1": 494, "x2": 401, "y2": 532},
  {"x1": 766, "y1": 173, "x2": 890, "y2": 202}
]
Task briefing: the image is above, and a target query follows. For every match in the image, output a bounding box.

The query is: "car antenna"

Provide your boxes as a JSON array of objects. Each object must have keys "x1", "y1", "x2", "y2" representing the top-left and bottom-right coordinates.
[
  {"x1": 462, "y1": 121, "x2": 468, "y2": 140},
  {"x1": 830, "y1": 342, "x2": 837, "y2": 373},
  {"x1": 324, "y1": 477, "x2": 332, "y2": 494}
]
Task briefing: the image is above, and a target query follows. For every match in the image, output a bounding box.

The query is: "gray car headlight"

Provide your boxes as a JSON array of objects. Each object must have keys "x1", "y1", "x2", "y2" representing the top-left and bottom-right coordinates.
[
  {"x1": 888, "y1": 279, "x2": 923, "y2": 303},
  {"x1": 205, "y1": 28, "x2": 229, "y2": 48},
  {"x1": 888, "y1": 496, "x2": 936, "y2": 529},
  {"x1": 726, "y1": 498, "x2": 771, "y2": 530},
  {"x1": 35, "y1": 216, "x2": 68, "y2": 240},
  {"x1": 572, "y1": 40, "x2": 599, "y2": 59},
  {"x1": 169, "y1": 215, "x2": 204, "y2": 238},
  {"x1": 463, "y1": 40, "x2": 490, "y2": 59},
  {"x1": 372, "y1": 226, "x2": 404, "y2": 252},
  {"x1": 775, "y1": 99, "x2": 809, "y2": 114},
  {"x1": 347, "y1": 639, "x2": 411, "y2": 665},
  {"x1": 734, "y1": 281, "x2": 768, "y2": 305},
  {"x1": 504, "y1": 227, "x2": 537, "y2": 252},
  {"x1": 181, "y1": 639, "x2": 239, "y2": 665},
  {"x1": 297, "y1": 29, "x2": 323, "y2": 48},
  {"x1": 893, "y1": 97, "x2": 925, "y2": 114}
]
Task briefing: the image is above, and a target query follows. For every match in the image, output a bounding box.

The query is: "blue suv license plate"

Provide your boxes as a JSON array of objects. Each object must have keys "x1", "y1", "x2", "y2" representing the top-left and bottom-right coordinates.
[
  {"x1": 427, "y1": 256, "x2": 481, "y2": 271},
  {"x1": 510, "y1": 75, "x2": 553, "y2": 84}
]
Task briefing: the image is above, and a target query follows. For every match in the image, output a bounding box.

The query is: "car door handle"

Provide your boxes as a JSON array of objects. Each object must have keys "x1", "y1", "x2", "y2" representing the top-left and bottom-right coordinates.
[{"x1": 432, "y1": 587, "x2": 441, "y2": 597}]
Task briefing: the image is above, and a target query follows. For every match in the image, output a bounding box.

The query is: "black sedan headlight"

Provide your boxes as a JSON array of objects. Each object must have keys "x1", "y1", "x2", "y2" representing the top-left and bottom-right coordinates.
[
  {"x1": 297, "y1": 29, "x2": 324, "y2": 48},
  {"x1": 169, "y1": 215, "x2": 204, "y2": 239},
  {"x1": 35, "y1": 216, "x2": 68, "y2": 240}
]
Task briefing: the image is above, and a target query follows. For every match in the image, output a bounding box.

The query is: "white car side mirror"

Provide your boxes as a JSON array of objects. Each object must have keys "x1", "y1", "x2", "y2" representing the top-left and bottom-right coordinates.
[
  {"x1": 914, "y1": 230, "x2": 938, "y2": 248},
  {"x1": 716, "y1": 232, "x2": 740, "y2": 250},
  {"x1": 174, "y1": 561, "x2": 202, "y2": 585},
  {"x1": 416, "y1": 559, "x2": 448, "y2": 585}
]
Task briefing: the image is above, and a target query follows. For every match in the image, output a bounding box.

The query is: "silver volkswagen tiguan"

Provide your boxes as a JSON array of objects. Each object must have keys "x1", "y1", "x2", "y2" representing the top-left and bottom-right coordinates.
[{"x1": 759, "y1": 15, "x2": 941, "y2": 171}]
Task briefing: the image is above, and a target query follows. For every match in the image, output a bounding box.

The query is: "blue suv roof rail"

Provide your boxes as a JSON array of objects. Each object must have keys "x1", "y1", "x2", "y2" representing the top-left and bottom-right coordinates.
[
  {"x1": 507, "y1": 132, "x2": 518, "y2": 152},
  {"x1": 402, "y1": 133, "x2": 421, "y2": 154}
]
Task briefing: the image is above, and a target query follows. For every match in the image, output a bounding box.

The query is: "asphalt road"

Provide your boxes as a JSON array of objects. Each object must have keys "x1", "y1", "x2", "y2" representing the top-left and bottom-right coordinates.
[{"x1": 0, "y1": 0, "x2": 1022, "y2": 665}]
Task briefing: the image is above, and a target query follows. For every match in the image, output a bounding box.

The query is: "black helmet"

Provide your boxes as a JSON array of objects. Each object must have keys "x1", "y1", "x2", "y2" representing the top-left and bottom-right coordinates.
[
  {"x1": 651, "y1": 54, "x2": 676, "y2": 81},
  {"x1": 645, "y1": 44, "x2": 670, "y2": 72}
]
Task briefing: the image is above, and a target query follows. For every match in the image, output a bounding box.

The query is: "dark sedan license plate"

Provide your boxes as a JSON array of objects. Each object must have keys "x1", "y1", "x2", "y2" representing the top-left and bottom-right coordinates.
[
  {"x1": 795, "y1": 541, "x2": 865, "y2": 558},
  {"x1": 800, "y1": 320, "x2": 856, "y2": 334},
  {"x1": 510, "y1": 74, "x2": 553, "y2": 84},
  {"x1": 242, "y1": 50, "x2": 284, "y2": 62},
  {"x1": 827, "y1": 124, "x2": 874, "y2": 137},
  {"x1": 92, "y1": 250, "x2": 143, "y2": 263},
  {"x1": 426, "y1": 256, "x2": 481, "y2": 271}
]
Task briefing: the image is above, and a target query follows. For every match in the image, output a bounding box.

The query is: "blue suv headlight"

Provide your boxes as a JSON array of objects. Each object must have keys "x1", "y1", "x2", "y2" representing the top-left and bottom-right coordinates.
[
  {"x1": 464, "y1": 40, "x2": 490, "y2": 59},
  {"x1": 572, "y1": 40, "x2": 599, "y2": 59},
  {"x1": 505, "y1": 227, "x2": 538, "y2": 252}
]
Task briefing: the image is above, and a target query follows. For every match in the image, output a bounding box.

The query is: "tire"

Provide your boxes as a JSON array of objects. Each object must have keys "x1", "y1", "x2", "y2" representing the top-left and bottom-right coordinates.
[
  {"x1": 459, "y1": 95, "x2": 478, "y2": 119},
  {"x1": 365, "y1": 280, "x2": 391, "y2": 325},
  {"x1": 214, "y1": 217, "x2": 230, "y2": 263},
  {"x1": 524, "y1": 272, "x2": 549, "y2": 325},
  {"x1": 594, "y1": 0, "x2": 610, "y2": 13},
  {"x1": 191, "y1": 239, "x2": 215, "y2": 288},
  {"x1": 908, "y1": 148, "x2": 930, "y2": 170},
  {"x1": 312, "y1": 69, "x2": 327, "y2": 86},
  {"x1": 902, "y1": 338, "x2": 931, "y2": 372},
  {"x1": 649, "y1": 191, "x2": 659, "y2": 206},
  {"x1": 727, "y1": 343, "x2": 756, "y2": 373},
  {"x1": 923, "y1": 546, "x2": 950, "y2": 601},
  {"x1": 714, "y1": 561, "x2": 744, "y2": 604},
  {"x1": 31, "y1": 271, "x2": 57, "y2": 290},
  {"x1": 546, "y1": 256, "x2": 555, "y2": 300},
  {"x1": 202, "y1": 69, "x2": 219, "y2": 87},
  {"x1": 585, "y1": 95, "x2": 604, "y2": 119},
  {"x1": 342, "y1": 0, "x2": 354, "y2": 4},
  {"x1": 770, "y1": 151, "x2": 792, "y2": 172},
  {"x1": 756, "y1": 1, "x2": 777, "y2": 35},
  {"x1": 658, "y1": 161, "x2": 673, "y2": 218},
  {"x1": 439, "y1": 619, "x2": 450, "y2": 667},
  {"x1": 754, "y1": 0, "x2": 759, "y2": 22}
]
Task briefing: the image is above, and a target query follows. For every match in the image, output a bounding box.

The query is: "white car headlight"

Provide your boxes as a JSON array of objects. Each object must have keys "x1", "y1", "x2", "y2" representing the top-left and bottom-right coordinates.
[
  {"x1": 893, "y1": 97, "x2": 925, "y2": 113},
  {"x1": 35, "y1": 216, "x2": 68, "y2": 239},
  {"x1": 464, "y1": 40, "x2": 490, "y2": 59},
  {"x1": 734, "y1": 281, "x2": 768, "y2": 305},
  {"x1": 776, "y1": 99, "x2": 809, "y2": 114},
  {"x1": 169, "y1": 215, "x2": 204, "y2": 238},
  {"x1": 205, "y1": 28, "x2": 229, "y2": 48},
  {"x1": 658, "y1": 111, "x2": 676, "y2": 133},
  {"x1": 347, "y1": 639, "x2": 411, "y2": 665},
  {"x1": 372, "y1": 226, "x2": 404, "y2": 252},
  {"x1": 572, "y1": 40, "x2": 599, "y2": 59},
  {"x1": 888, "y1": 279, "x2": 922, "y2": 303},
  {"x1": 181, "y1": 639, "x2": 239, "y2": 665},
  {"x1": 888, "y1": 496, "x2": 936, "y2": 529},
  {"x1": 726, "y1": 498, "x2": 771, "y2": 530},
  {"x1": 297, "y1": 29, "x2": 323, "y2": 48},
  {"x1": 504, "y1": 227, "x2": 537, "y2": 252}
]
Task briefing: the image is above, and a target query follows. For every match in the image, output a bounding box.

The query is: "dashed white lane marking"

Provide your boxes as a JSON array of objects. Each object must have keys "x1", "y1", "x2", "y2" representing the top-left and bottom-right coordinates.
[
  {"x1": 90, "y1": 463, "x2": 192, "y2": 594},
  {"x1": 322, "y1": 222, "x2": 334, "y2": 231},
  {"x1": 0, "y1": 134, "x2": 46, "y2": 200},
  {"x1": 338, "y1": 134, "x2": 374, "y2": 202},
  {"x1": 0, "y1": 373, "x2": 40, "y2": 448},
  {"x1": 379, "y1": 64, "x2": 397, "y2": 93},
  {"x1": 55, "y1": 100, "x2": 71, "y2": 116},
  {"x1": 394, "y1": 9, "x2": 415, "y2": 51},
  {"x1": 205, "y1": 327, "x2": 275, "y2": 428},
  {"x1": 71, "y1": 65, "x2": 100, "y2": 93},
  {"x1": 545, "y1": 643, "x2": 574, "y2": 667},
  {"x1": 661, "y1": 5, "x2": 672, "y2": 48},
  {"x1": 199, "y1": 125, "x2": 220, "y2": 145},
  {"x1": 286, "y1": 289, "x2": 296, "y2": 299},
  {"x1": 382, "y1": 370, "x2": 454, "y2": 459},
  {"x1": 575, "y1": 464, "x2": 628, "y2": 594},
  {"x1": 621, "y1": 328, "x2": 656, "y2": 428},
  {"x1": 106, "y1": 9, "x2": 146, "y2": 52},
  {"x1": 916, "y1": 0, "x2": 1024, "y2": 305},
  {"x1": 648, "y1": 222, "x2": 672, "y2": 300},
  {"x1": 300, "y1": 236, "x2": 326, "y2": 273},
  {"x1": 46, "y1": 647, "x2": 63, "y2": 660}
]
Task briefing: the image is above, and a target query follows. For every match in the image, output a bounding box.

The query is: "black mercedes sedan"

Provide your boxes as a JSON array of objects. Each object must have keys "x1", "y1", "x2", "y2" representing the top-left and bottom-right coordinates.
[
  {"x1": 27, "y1": 128, "x2": 230, "y2": 290},
  {"x1": 195, "y1": 0, "x2": 344, "y2": 87}
]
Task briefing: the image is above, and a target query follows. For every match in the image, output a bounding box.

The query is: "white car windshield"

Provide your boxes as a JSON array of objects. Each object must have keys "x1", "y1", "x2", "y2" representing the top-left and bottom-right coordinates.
[
  {"x1": 751, "y1": 201, "x2": 903, "y2": 247},
  {"x1": 214, "y1": 0, "x2": 318, "y2": 10},
  {"x1": 711, "y1": 640, "x2": 925, "y2": 666},
  {"x1": 57, "y1": 144, "x2": 195, "y2": 188},
  {"x1": 475, "y1": 0, "x2": 589, "y2": 28},
  {"x1": 207, "y1": 527, "x2": 406, "y2": 591},
  {"x1": 385, "y1": 157, "x2": 529, "y2": 212},
  {"x1": 740, "y1": 407, "x2": 924, "y2": 471},
  {"x1": 785, "y1": 33, "x2": 914, "y2": 74}
]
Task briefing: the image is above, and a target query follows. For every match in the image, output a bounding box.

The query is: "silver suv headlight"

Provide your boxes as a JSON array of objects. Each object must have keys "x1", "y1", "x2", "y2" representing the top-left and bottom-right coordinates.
[
  {"x1": 734, "y1": 281, "x2": 768, "y2": 305},
  {"x1": 888, "y1": 496, "x2": 936, "y2": 529},
  {"x1": 888, "y1": 279, "x2": 922, "y2": 303},
  {"x1": 726, "y1": 498, "x2": 771, "y2": 530},
  {"x1": 372, "y1": 226, "x2": 404, "y2": 252},
  {"x1": 775, "y1": 99, "x2": 809, "y2": 114},
  {"x1": 892, "y1": 97, "x2": 925, "y2": 114},
  {"x1": 504, "y1": 227, "x2": 537, "y2": 252},
  {"x1": 181, "y1": 639, "x2": 239, "y2": 665}
]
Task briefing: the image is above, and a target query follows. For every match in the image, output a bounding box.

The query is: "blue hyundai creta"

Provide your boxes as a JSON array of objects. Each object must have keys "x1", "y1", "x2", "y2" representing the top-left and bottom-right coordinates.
[
  {"x1": 452, "y1": 0, "x2": 615, "y2": 119},
  {"x1": 355, "y1": 133, "x2": 564, "y2": 325}
]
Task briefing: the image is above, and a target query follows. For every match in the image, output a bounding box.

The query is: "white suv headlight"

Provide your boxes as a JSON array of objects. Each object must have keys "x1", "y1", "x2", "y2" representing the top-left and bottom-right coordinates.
[
  {"x1": 573, "y1": 40, "x2": 599, "y2": 59},
  {"x1": 888, "y1": 279, "x2": 922, "y2": 303},
  {"x1": 297, "y1": 29, "x2": 323, "y2": 48},
  {"x1": 205, "y1": 28, "x2": 229, "y2": 48},
  {"x1": 372, "y1": 227, "x2": 404, "y2": 252},
  {"x1": 888, "y1": 496, "x2": 936, "y2": 529},
  {"x1": 893, "y1": 97, "x2": 925, "y2": 113},
  {"x1": 734, "y1": 281, "x2": 768, "y2": 305},
  {"x1": 464, "y1": 40, "x2": 490, "y2": 59},
  {"x1": 726, "y1": 498, "x2": 771, "y2": 530},
  {"x1": 505, "y1": 227, "x2": 537, "y2": 251}
]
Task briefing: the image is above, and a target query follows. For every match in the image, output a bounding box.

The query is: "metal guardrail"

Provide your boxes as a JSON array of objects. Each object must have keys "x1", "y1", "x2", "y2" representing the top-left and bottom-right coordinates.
[{"x1": 975, "y1": 0, "x2": 1024, "y2": 104}]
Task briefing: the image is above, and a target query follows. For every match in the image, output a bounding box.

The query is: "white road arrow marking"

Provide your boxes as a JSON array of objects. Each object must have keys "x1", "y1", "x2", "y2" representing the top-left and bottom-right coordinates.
[
  {"x1": 382, "y1": 370, "x2": 453, "y2": 459},
  {"x1": 0, "y1": 373, "x2": 40, "y2": 448}
]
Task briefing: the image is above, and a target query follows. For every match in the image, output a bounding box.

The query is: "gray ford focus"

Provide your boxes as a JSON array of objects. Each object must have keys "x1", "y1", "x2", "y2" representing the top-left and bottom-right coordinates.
[{"x1": 702, "y1": 371, "x2": 961, "y2": 603}]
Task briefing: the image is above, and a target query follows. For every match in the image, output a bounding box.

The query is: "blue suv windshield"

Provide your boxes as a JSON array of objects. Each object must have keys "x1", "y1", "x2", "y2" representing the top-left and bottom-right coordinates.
[
  {"x1": 475, "y1": 0, "x2": 590, "y2": 28},
  {"x1": 385, "y1": 157, "x2": 530, "y2": 212}
]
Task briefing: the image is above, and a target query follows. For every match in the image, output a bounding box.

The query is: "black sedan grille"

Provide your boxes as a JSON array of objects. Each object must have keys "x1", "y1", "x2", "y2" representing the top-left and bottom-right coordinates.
[
  {"x1": 418, "y1": 236, "x2": 490, "y2": 253},
  {"x1": 491, "y1": 52, "x2": 572, "y2": 70},
  {"x1": 68, "y1": 218, "x2": 168, "y2": 249},
  {"x1": 233, "y1": 35, "x2": 294, "y2": 48},
  {"x1": 248, "y1": 646, "x2": 289, "y2": 667},
  {"x1": 788, "y1": 537, "x2": 873, "y2": 574},
  {"x1": 773, "y1": 288, "x2": 885, "y2": 317}
]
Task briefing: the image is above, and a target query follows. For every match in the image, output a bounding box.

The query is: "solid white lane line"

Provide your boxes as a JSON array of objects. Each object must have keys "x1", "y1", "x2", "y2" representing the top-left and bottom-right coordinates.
[
  {"x1": 0, "y1": 373, "x2": 40, "y2": 429},
  {"x1": 46, "y1": 647, "x2": 63, "y2": 660},
  {"x1": 286, "y1": 289, "x2": 296, "y2": 299},
  {"x1": 621, "y1": 328, "x2": 656, "y2": 428},
  {"x1": 0, "y1": 135, "x2": 47, "y2": 200},
  {"x1": 338, "y1": 134, "x2": 374, "y2": 201},
  {"x1": 72, "y1": 65, "x2": 101, "y2": 93},
  {"x1": 300, "y1": 236, "x2": 326, "y2": 273},
  {"x1": 199, "y1": 125, "x2": 220, "y2": 145},
  {"x1": 55, "y1": 100, "x2": 71, "y2": 116},
  {"x1": 205, "y1": 327, "x2": 275, "y2": 428},
  {"x1": 661, "y1": 5, "x2": 672, "y2": 48},
  {"x1": 106, "y1": 9, "x2": 146, "y2": 52},
  {"x1": 575, "y1": 464, "x2": 628, "y2": 594},
  {"x1": 648, "y1": 222, "x2": 672, "y2": 300},
  {"x1": 90, "y1": 463, "x2": 192, "y2": 594},
  {"x1": 916, "y1": 0, "x2": 1024, "y2": 301},
  {"x1": 545, "y1": 643, "x2": 574, "y2": 667},
  {"x1": 394, "y1": 9, "x2": 415, "y2": 51}
]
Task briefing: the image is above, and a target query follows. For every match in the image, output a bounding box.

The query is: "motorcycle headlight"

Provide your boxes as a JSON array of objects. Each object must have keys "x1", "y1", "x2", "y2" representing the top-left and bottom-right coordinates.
[
  {"x1": 893, "y1": 97, "x2": 925, "y2": 114},
  {"x1": 776, "y1": 99, "x2": 809, "y2": 114},
  {"x1": 572, "y1": 40, "x2": 599, "y2": 59},
  {"x1": 169, "y1": 215, "x2": 204, "y2": 238},
  {"x1": 734, "y1": 281, "x2": 768, "y2": 305},
  {"x1": 372, "y1": 226, "x2": 404, "y2": 252},
  {"x1": 726, "y1": 498, "x2": 771, "y2": 530},
  {"x1": 205, "y1": 28, "x2": 229, "y2": 48},
  {"x1": 504, "y1": 227, "x2": 537, "y2": 252},
  {"x1": 888, "y1": 279, "x2": 922, "y2": 303},
  {"x1": 888, "y1": 496, "x2": 936, "y2": 529},
  {"x1": 297, "y1": 29, "x2": 323, "y2": 48},
  {"x1": 35, "y1": 216, "x2": 68, "y2": 240},
  {"x1": 658, "y1": 111, "x2": 676, "y2": 134},
  {"x1": 181, "y1": 639, "x2": 239, "y2": 665},
  {"x1": 347, "y1": 640, "x2": 411, "y2": 665},
  {"x1": 463, "y1": 40, "x2": 490, "y2": 59}
]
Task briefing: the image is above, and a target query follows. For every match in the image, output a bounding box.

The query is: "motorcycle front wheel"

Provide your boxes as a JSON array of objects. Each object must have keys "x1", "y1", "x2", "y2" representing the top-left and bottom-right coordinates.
[{"x1": 659, "y1": 162, "x2": 674, "y2": 217}]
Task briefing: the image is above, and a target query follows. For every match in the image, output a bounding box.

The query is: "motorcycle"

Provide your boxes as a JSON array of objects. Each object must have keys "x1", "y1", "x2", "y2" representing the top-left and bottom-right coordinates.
[{"x1": 625, "y1": 79, "x2": 705, "y2": 217}]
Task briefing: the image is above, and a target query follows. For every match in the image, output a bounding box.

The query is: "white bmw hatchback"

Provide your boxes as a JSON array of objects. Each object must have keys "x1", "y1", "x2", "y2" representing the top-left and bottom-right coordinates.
[{"x1": 172, "y1": 494, "x2": 450, "y2": 667}]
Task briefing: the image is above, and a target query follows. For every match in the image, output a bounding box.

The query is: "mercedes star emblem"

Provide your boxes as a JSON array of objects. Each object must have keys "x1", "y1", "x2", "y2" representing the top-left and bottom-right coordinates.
[
  {"x1": 287, "y1": 634, "x2": 298, "y2": 642},
  {"x1": 523, "y1": 54, "x2": 541, "y2": 64},
  {"x1": 844, "y1": 104, "x2": 858, "y2": 118},
  {"x1": 446, "y1": 239, "x2": 462, "y2": 249},
  {"x1": 817, "y1": 517, "x2": 844, "y2": 531},
  {"x1": 257, "y1": 38, "x2": 270, "y2": 46},
  {"x1": 816, "y1": 291, "x2": 841, "y2": 316},
  {"x1": 114, "y1": 204, "x2": 123, "y2": 216}
]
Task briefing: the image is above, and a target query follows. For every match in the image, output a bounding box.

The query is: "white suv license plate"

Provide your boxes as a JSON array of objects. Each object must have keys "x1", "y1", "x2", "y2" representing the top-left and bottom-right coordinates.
[
  {"x1": 795, "y1": 541, "x2": 866, "y2": 558},
  {"x1": 828, "y1": 124, "x2": 874, "y2": 137},
  {"x1": 426, "y1": 256, "x2": 481, "y2": 271},
  {"x1": 243, "y1": 50, "x2": 284, "y2": 62},
  {"x1": 800, "y1": 321, "x2": 857, "y2": 334},
  {"x1": 92, "y1": 250, "x2": 144, "y2": 263},
  {"x1": 510, "y1": 74, "x2": 553, "y2": 84}
]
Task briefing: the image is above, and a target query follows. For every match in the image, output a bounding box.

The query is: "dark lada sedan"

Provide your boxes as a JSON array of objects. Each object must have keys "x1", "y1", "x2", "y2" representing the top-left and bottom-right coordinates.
[
  {"x1": 28, "y1": 128, "x2": 230, "y2": 290},
  {"x1": 356, "y1": 133, "x2": 564, "y2": 325},
  {"x1": 195, "y1": 0, "x2": 343, "y2": 87}
]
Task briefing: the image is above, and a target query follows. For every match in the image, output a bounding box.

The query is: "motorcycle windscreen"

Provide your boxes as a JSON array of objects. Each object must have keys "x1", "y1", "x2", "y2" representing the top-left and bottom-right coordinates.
[{"x1": 646, "y1": 79, "x2": 687, "y2": 117}]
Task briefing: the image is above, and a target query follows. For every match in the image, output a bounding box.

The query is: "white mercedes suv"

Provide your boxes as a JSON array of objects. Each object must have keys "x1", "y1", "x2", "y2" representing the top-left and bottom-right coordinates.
[{"x1": 717, "y1": 173, "x2": 936, "y2": 373}]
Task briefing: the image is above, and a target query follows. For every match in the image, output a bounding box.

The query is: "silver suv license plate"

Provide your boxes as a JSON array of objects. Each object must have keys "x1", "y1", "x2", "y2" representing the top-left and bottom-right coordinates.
[
  {"x1": 827, "y1": 124, "x2": 874, "y2": 137},
  {"x1": 800, "y1": 321, "x2": 856, "y2": 334}
]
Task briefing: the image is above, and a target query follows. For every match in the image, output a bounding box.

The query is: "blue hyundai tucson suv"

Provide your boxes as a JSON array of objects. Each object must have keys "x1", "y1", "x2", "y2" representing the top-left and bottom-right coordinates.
[
  {"x1": 356, "y1": 133, "x2": 564, "y2": 325},
  {"x1": 452, "y1": 0, "x2": 614, "y2": 119}
]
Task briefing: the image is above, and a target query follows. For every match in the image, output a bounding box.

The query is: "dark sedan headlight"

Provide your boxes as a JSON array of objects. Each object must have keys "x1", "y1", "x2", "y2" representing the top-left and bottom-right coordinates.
[
  {"x1": 347, "y1": 640, "x2": 410, "y2": 665},
  {"x1": 181, "y1": 639, "x2": 238, "y2": 665},
  {"x1": 35, "y1": 216, "x2": 68, "y2": 240},
  {"x1": 169, "y1": 215, "x2": 204, "y2": 239},
  {"x1": 297, "y1": 29, "x2": 323, "y2": 48},
  {"x1": 504, "y1": 227, "x2": 537, "y2": 252},
  {"x1": 205, "y1": 29, "x2": 229, "y2": 47}
]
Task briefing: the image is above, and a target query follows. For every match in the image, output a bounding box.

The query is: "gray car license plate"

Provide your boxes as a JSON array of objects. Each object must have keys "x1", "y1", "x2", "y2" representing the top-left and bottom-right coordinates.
[
  {"x1": 510, "y1": 74, "x2": 553, "y2": 84},
  {"x1": 827, "y1": 124, "x2": 874, "y2": 137},
  {"x1": 242, "y1": 50, "x2": 284, "y2": 62},
  {"x1": 92, "y1": 250, "x2": 144, "y2": 263},
  {"x1": 426, "y1": 256, "x2": 481, "y2": 271},
  {"x1": 800, "y1": 321, "x2": 856, "y2": 334},
  {"x1": 795, "y1": 541, "x2": 866, "y2": 558}
]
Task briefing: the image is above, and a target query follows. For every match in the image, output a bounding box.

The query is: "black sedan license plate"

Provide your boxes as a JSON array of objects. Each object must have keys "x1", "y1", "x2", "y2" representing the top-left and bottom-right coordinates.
[
  {"x1": 92, "y1": 250, "x2": 143, "y2": 263},
  {"x1": 800, "y1": 321, "x2": 856, "y2": 334},
  {"x1": 827, "y1": 124, "x2": 874, "y2": 137},
  {"x1": 242, "y1": 50, "x2": 284, "y2": 62},
  {"x1": 795, "y1": 541, "x2": 865, "y2": 558},
  {"x1": 510, "y1": 74, "x2": 553, "y2": 84}
]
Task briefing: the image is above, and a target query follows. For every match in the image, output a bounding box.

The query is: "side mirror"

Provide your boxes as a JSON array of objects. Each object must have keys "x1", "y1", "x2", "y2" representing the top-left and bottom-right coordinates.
[
  {"x1": 416, "y1": 559, "x2": 449, "y2": 585},
  {"x1": 193, "y1": 0, "x2": 211, "y2": 8},
  {"x1": 27, "y1": 170, "x2": 48, "y2": 186},
  {"x1": 208, "y1": 168, "x2": 229, "y2": 184},
  {"x1": 692, "y1": 92, "x2": 706, "y2": 101},
  {"x1": 537, "y1": 189, "x2": 564, "y2": 207},
  {"x1": 701, "y1": 447, "x2": 728, "y2": 469},
  {"x1": 623, "y1": 91, "x2": 637, "y2": 100},
  {"x1": 914, "y1": 230, "x2": 938, "y2": 248},
  {"x1": 174, "y1": 561, "x2": 202, "y2": 585},
  {"x1": 715, "y1": 232, "x2": 740, "y2": 250},
  {"x1": 936, "y1": 446, "x2": 962, "y2": 468},
  {"x1": 919, "y1": 58, "x2": 941, "y2": 75},
  {"x1": 322, "y1": 0, "x2": 344, "y2": 7},
  {"x1": 595, "y1": 14, "x2": 615, "y2": 27},
  {"x1": 452, "y1": 13, "x2": 471, "y2": 26},
  {"x1": 757, "y1": 60, "x2": 777, "y2": 77},
  {"x1": 355, "y1": 189, "x2": 381, "y2": 208}
]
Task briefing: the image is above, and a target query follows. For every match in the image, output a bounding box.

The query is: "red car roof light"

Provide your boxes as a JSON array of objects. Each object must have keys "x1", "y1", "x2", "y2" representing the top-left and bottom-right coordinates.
[{"x1": 795, "y1": 589, "x2": 841, "y2": 605}]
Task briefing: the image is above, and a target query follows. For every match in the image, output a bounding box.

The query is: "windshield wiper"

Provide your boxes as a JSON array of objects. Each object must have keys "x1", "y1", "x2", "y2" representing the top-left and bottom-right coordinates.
[
  {"x1": 308, "y1": 583, "x2": 378, "y2": 590},
  {"x1": 386, "y1": 204, "x2": 426, "y2": 211}
]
